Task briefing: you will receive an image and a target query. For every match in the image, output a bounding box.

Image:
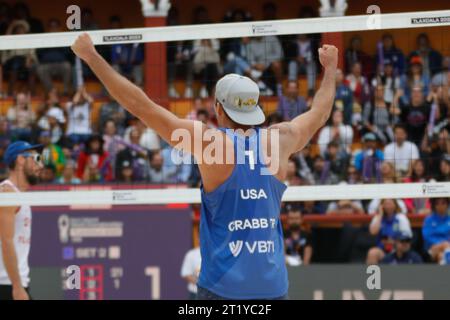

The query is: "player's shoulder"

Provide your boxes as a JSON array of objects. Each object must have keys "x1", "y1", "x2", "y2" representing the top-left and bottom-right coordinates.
[{"x1": 0, "y1": 181, "x2": 15, "y2": 193}]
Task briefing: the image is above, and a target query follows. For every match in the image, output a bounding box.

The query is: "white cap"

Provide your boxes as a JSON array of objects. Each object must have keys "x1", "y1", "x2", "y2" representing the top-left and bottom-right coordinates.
[
  {"x1": 214, "y1": 74, "x2": 265, "y2": 126},
  {"x1": 46, "y1": 107, "x2": 66, "y2": 124}
]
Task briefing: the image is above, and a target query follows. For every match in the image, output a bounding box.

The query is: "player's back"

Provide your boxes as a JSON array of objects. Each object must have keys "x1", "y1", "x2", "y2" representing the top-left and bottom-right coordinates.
[{"x1": 198, "y1": 127, "x2": 288, "y2": 299}]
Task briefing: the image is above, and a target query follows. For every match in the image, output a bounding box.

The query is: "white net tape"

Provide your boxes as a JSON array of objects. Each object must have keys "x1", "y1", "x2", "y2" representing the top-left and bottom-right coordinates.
[{"x1": 0, "y1": 182, "x2": 449, "y2": 206}]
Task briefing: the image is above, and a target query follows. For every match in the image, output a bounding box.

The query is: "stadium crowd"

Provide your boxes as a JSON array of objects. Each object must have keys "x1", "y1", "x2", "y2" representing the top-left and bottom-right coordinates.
[{"x1": 0, "y1": 2, "x2": 449, "y2": 265}]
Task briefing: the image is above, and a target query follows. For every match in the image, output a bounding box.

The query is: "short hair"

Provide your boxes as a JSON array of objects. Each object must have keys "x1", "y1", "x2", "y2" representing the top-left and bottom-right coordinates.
[
  {"x1": 196, "y1": 109, "x2": 209, "y2": 118},
  {"x1": 393, "y1": 123, "x2": 407, "y2": 133},
  {"x1": 430, "y1": 197, "x2": 450, "y2": 211}
]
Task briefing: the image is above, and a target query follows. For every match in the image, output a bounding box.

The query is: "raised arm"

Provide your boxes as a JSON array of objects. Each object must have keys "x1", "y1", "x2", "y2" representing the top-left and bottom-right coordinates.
[
  {"x1": 71, "y1": 33, "x2": 207, "y2": 157},
  {"x1": 272, "y1": 45, "x2": 338, "y2": 155}
]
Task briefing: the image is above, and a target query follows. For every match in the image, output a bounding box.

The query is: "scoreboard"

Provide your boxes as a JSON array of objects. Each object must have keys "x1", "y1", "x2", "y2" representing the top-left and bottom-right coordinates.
[{"x1": 30, "y1": 204, "x2": 192, "y2": 300}]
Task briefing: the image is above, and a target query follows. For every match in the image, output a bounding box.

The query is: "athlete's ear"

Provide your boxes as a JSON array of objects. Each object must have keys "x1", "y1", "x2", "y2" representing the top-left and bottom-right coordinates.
[{"x1": 214, "y1": 100, "x2": 221, "y2": 117}]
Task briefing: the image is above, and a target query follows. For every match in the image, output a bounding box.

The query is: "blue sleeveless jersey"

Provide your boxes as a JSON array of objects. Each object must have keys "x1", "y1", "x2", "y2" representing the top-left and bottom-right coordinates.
[{"x1": 198, "y1": 127, "x2": 288, "y2": 299}]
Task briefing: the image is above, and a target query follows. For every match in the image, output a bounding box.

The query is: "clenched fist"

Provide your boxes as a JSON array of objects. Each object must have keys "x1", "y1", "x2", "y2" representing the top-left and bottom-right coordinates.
[
  {"x1": 318, "y1": 45, "x2": 338, "y2": 70},
  {"x1": 71, "y1": 33, "x2": 97, "y2": 63}
]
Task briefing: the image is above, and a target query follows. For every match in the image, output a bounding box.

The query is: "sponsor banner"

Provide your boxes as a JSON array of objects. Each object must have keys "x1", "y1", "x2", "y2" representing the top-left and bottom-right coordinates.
[
  {"x1": 411, "y1": 16, "x2": 450, "y2": 25},
  {"x1": 288, "y1": 265, "x2": 450, "y2": 300},
  {"x1": 103, "y1": 34, "x2": 143, "y2": 42},
  {"x1": 30, "y1": 206, "x2": 192, "y2": 299}
]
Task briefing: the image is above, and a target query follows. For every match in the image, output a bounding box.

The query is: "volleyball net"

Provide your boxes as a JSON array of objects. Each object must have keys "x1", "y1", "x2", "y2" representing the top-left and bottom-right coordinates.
[{"x1": 0, "y1": 9, "x2": 449, "y2": 208}]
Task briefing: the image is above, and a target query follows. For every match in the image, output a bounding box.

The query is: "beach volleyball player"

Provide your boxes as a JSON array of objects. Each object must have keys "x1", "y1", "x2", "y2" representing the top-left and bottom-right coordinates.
[
  {"x1": 71, "y1": 33, "x2": 337, "y2": 299},
  {"x1": 0, "y1": 142, "x2": 43, "y2": 300}
]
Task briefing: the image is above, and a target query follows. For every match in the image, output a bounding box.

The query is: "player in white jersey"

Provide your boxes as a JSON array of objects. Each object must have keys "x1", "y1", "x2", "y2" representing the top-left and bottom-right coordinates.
[{"x1": 0, "y1": 141, "x2": 43, "y2": 300}]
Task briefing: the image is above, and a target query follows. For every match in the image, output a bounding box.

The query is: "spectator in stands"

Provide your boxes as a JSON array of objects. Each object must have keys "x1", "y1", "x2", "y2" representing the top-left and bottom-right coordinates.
[
  {"x1": 286, "y1": 34, "x2": 317, "y2": 96},
  {"x1": 362, "y1": 84, "x2": 395, "y2": 144},
  {"x1": 435, "y1": 155, "x2": 450, "y2": 182},
  {"x1": 13, "y1": 2, "x2": 43, "y2": 33},
  {"x1": 124, "y1": 119, "x2": 160, "y2": 151},
  {"x1": 167, "y1": 7, "x2": 194, "y2": 98},
  {"x1": 76, "y1": 135, "x2": 113, "y2": 183},
  {"x1": 402, "y1": 56, "x2": 430, "y2": 104},
  {"x1": 102, "y1": 120, "x2": 126, "y2": 174},
  {"x1": 421, "y1": 128, "x2": 449, "y2": 178},
  {"x1": 400, "y1": 85, "x2": 434, "y2": 146},
  {"x1": 327, "y1": 183, "x2": 364, "y2": 215},
  {"x1": 180, "y1": 244, "x2": 201, "y2": 300},
  {"x1": 431, "y1": 57, "x2": 450, "y2": 88},
  {"x1": 40, "y1": 163, "x2": 56, "y2": 184},
  {"x1": 0, "y1": 2, "x2": 11, "y2": 35},
  {"x1": 379, "y1": 161, "x2": 397, "y2": 184},
  {"x1": 44, "y1": 108, "x2": 66, "y2": 144},
  {"x1": 39, "y1": 130, "x2": 66, "y2": 177},
  {"x1": 422, "y1": 198, "x2": 450, "y2": 264},
  {"x1": 161, "y1": 146, "x2": 192, "y2": 184},
  {"x1": 294, "y1": 145, "x2": 315, "y2": 184},
  {"x1": 299, "y1": 199, "x2": 326, "y2": 215},
  {"x1": 381, "y1": 228, "x2": 423, "y2": 264},
  {"x1": 147, "y1": 150, "x2": 172, "y2": 183},
  {"x1": 0, "y1": 20, "x2": 37, "y2": 96},
  {"x1": 344, "y1": 35, "x2": 373, "y2": 78},
  {"x1": 191, "y1": 6, "x2": 220, "y2": 98},
  {"x1": 185, "y1": 98, "x2": 204, "y2": 121},
  {"x1": 277, "y1": 81, "x2": 308, "y2": 121},
  {"x1": 375, "y1": 33, "x2": 406, "y2": 75},
  {"x1": 366, "y1": 198, "x2": 412, "y2": 264},
  {"x1": 284, "y1": 204, "x2": 312, "y2": 266},
  {"x1": 408, "y1": 33, "x2": 442, "y2": 78},
  {"x1": 312, "y1": 155, "x2": 339, "y2": 185},
  {"x1": 66, "y1": 86, "x2": 93, "y2": 144},
  {"x1": 56, "y1": 159, "x2": 81, "y2": 185},
  {"x1": 115, "y1": 127, "x2": 149, "y2": 182},
  {"x1": 353, "y1": 132, "x2": 384, "y2": 183},
  {"x1": 192, "y1": 37, "x2": 221, "y2": 98},
  {"x1": 324, "y1": 141, "x2": 349, "y2": 181},
  {"x1": 371, "y1": 59, "x2": 402, "y2": 109},
  {"x1": 99, "y1": 93, "x2": 127, "y2": 135},
  {"x1": 110, "y1": 19, "x2": 144, "y2": 87},
  {"x1": 116, "y1": 160, "x2": 134, "y2": 183},
  {"x1": 246, "y1": 35, "x2": 284, "y2": 96},
  {"x1": 265, "y1": 112, "x2": 283, "y2": 127},
  {"x1": 317, "y1": 109, "x2": 353, "y2": 157},
  {"x1": 195, "y1": 109, "x2": 216, "y2": 129},
  {"x1": 36, "y1": 18, "x2": 72, "y2": 96},
  {"x1": 403, "y1": 159, "x2": 431, "y2": 214},
  {"x1": 346, "y1": 165, "x2": 362, "y2": 184},
  {"x1": 345, "y1": 62, "x2": 370, "y2": 124},
  {"x1": 36, "y1": 89, "x2": 65, "y2": 144},
  {"x1": 334, "y1": 68, "x2": 353, "y2": 125},
  {"x1": 384, "y1": 124, "x2": 420, "y2": 177},
  {"x1": 6, "y1": 91, "x2": 35, "y2": 141},
  {"x1": 221, "y1": 9, "x2": 259, "y2": 86},
  {"x1": 326, "y1": 198, "x2": 364, "y2": 215},
  {"x1": 285, "y1": 156, "x2": 302, "y2": 186}
]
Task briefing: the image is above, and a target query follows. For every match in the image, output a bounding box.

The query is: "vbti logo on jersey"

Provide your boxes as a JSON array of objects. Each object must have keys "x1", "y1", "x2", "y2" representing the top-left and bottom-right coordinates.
[
  {"x1": 229, "y1": 241, "x2": 244, "y2": 257},
  {"x1": 229, "y1": 240, "x2": 275, "y2": 257}
]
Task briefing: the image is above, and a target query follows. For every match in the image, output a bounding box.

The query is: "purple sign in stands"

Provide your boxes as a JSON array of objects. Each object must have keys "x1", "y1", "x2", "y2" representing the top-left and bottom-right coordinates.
[{"x1": 29, "y1": 200, "x2": 192, "y2": 300}]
